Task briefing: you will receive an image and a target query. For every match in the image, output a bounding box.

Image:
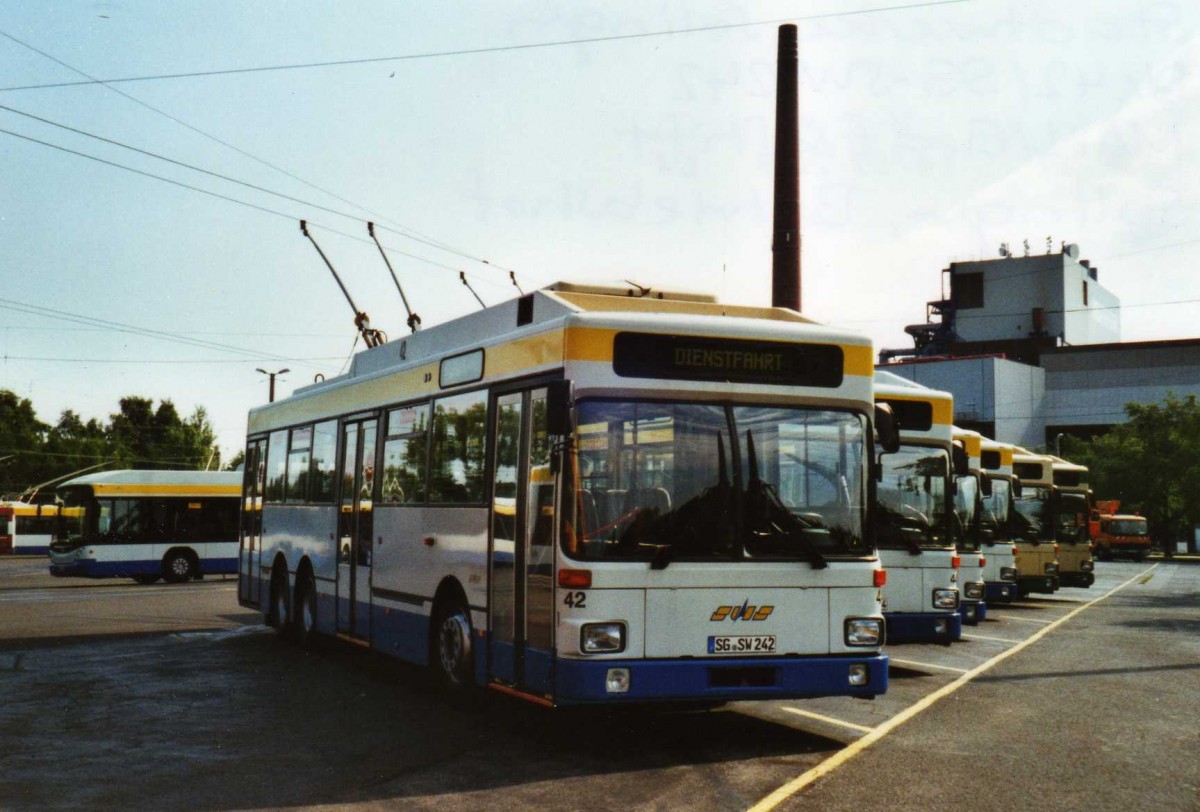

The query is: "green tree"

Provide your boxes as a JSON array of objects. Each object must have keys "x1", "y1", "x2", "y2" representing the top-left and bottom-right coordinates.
[
  {"x1": 1068, "y1": 393, "x2": 1200, "y2": 552},
  {"x1": 0, "y1": 390, "x2": 50, "y2": 494}
]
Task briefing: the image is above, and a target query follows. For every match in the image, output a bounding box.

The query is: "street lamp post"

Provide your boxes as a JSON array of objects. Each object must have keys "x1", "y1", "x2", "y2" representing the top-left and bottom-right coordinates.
[{"x1": 256, "y1": 368, "x2": 290, "y2": 403}]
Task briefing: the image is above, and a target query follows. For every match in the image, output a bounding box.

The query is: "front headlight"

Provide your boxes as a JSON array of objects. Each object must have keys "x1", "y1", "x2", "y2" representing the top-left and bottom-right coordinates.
[
  {"x1": 1045, "y1": 563, "x2": 1059, "y2": 575},
  {"x1": 1081, "y1": 560, "x2": 1095, "y2": 572},
  {"x1": 964, "y1": 582, "x2": 985, "y2": 600},
  {"x1": 1000, "y1": 566, "x2": 1018, "y2": 582},
  {"x1": 581, "y1": 622, "x2": 626, "y2": 654},
  {"x1": 932, "y1": 588, "x2": 959, "y2": 609},
  {"x1": 845, "y1": 617, "x2": 884, "y2": 647}
]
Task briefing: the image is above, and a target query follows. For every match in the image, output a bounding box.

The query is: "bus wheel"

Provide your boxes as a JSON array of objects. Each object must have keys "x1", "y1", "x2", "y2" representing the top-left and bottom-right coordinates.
[
  {"x1": 163, "y1": 551, "x2": 194, "y2": 583},
  {"x1": 294, "y1": 576, "x2": 318, "y2": 645},
  {"x1": 270, "y1": 573, "x2": 291, "y2": 637},
  {"x1": 432, "y1": 601, "x2": 475, "y2": 694},
  {"x1": 131, "y1": 574, "x2": 160, "y2": 585}
]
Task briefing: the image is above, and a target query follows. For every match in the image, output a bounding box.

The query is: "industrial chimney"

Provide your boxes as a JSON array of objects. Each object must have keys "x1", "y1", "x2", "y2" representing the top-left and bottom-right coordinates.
[{"x1": 771, "y1": 24, "x2": 801, "y2": 311}]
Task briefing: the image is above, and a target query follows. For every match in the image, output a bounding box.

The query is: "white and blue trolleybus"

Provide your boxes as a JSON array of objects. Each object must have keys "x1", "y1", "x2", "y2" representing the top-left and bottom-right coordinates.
[
  {"x1": 240, "y1": 283, "x2": 891, "y2": 706},
  {"x1": 49, "y1": 470, "x2": 241, "y2": 583}
]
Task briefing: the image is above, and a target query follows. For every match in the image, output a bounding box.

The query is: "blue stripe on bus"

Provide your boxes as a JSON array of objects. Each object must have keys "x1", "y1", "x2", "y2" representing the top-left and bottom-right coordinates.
[
  {"x1": 958, "y1": 599, "x2": 987, "y2": 625},
  {"x1": 884, "y1": 611, "x2": 963, "y2": 644},
  {"x1": 13, "y1": 545, "x2": 50, "y2": 555},
  {"x1": 553, "y1": 653, "x2": 888, "y2": 704},
  {"x1": 49, "y1": 557, "x2": 237, "y2": 578}
]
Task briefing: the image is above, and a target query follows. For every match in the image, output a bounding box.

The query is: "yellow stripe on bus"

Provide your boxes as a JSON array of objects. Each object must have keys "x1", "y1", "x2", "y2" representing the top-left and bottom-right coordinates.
[
  {"x1": 565, "y1": 327, "x2": 875, "y2": 378},
  {"x1": 880, "y1": 391, "x2": 954, "y2": 426},
  {"x1": 90, "y1": 484, "x2": 242, "y2": 497}
]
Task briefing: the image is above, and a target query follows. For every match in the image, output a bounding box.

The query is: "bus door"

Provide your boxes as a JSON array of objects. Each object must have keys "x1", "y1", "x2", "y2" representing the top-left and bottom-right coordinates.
[
  {"x1": 489, "y1": 388, "x2": 555, "y2": 695},
  {"x1": 239, "y1": 438, "x2": 267, "y2": 606},
  {"x1": 337, "y1": 418, "x2": 378, "y2": 640}
]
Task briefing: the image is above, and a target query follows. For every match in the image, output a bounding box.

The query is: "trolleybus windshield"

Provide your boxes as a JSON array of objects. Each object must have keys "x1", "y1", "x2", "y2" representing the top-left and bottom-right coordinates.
[
  {"x1": 980, "y1": 476, "x2": 1012, "y2": 543},
  {"x1": 873, "y1": 446, "x2": 951, "y2": 551},
  {"x1": 1055, "y1": 490, "x2": 1090, "y2": 543},
  {"x1": 1012, "y1": 486, "x2": 1052, "y2": 542},
  {"x1": 569, "y1": 400, "x2": 868, "y2": 563}
]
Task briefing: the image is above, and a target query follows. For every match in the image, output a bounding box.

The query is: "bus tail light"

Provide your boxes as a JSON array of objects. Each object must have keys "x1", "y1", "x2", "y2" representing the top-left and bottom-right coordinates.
[
  {"x1": 873, "y1": 569, "x2": 887, "y2": 587},
  {"x1": 951, "y1": 556, "x2": 961, "y2": 569},
  {"x1": 558, "y1": 568, "x2": 592, "y2": 588},
  {"x1": 979, "y1": 556, "x2": 986, "y2": 567}
]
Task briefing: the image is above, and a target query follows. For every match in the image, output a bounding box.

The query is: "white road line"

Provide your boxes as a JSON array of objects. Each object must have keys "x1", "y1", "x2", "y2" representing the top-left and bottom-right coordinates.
[
  {"x1": 749, "y1": 564, "x2": 1159, "y2": 812},
  {"x1": 887, "y1": 657, "x2": 970, "y2": 674},
  {"x1": 780, "y1": 707, "x2": 874, "y2": 735},
  {"x1": 960, "y1": 632, "x2": 1023, "y2": 644},
  {"x1": 993, "y1": 615, "x2": 1055, "y2": 625}
]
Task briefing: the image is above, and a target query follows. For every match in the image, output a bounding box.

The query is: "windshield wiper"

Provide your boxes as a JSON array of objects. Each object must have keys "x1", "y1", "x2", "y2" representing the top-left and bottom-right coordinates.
[{"x1": 744, "y1": 430, "x2": 828, "y2": 569}]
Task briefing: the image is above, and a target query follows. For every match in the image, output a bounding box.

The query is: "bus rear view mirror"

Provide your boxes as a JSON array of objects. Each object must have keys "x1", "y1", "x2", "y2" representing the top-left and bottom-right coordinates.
[
  {"x1": 546, "y1": 380, "x2": 573, "y2": 437},
  {"x1": 874, "y1": 403, "x2": 900, "y2": 453}
]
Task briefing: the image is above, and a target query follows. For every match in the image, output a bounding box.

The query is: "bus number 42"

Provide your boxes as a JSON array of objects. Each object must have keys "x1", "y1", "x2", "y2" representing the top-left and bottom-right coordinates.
[{"x1": 563, "y1": 591, "x2": 587, "y2": 608}]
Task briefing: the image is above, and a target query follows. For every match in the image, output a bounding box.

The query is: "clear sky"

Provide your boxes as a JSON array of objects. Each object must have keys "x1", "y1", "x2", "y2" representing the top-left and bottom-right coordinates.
[{"x1": 2, "y1": 0, "x2": 1198, "y2": 462}]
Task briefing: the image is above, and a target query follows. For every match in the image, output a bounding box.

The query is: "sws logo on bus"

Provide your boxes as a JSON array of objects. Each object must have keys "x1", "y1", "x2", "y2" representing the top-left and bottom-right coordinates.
[{"x1": 710, "y1": 601, "x2": 774, "y2": 622}]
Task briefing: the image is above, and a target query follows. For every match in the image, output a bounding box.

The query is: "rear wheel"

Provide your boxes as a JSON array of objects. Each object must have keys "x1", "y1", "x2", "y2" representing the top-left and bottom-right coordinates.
[
  {"x1": 294, "y1": 575, "x2": 318, "y2": 645},
  {"x1": 162, "y1": 550, "x2": 194, "y2": 583}
]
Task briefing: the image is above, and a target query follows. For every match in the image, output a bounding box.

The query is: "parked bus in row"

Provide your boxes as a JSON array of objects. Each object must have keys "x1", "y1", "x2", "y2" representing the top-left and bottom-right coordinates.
[
  {"x1": 872, "y1": 373, "x2": 962, "y2": 644},
  {"x1": 1049, "y1": 457, "x2": 1096, "y2": 588},
  {"x1": 241, "y1": 282, "x2": 894, "y2": 706},
  {"x1": 48, "y1": 470, "x2": 241, "y2": 583},
  {"x1": 949, "y1": 427, "x2": 989, "y2": 624},
  {"x1": 1091, "y1": 500, "x2": 1150, "y2": 561},
  {"x1": 1011, "y1": 449, "x2": 1061, "y2": 597},
  {"x1": 0, "y1": 501, "x2": 60, "y2": 555},
  {"x1": 976, "y1": 438, "x2": 1020, "y2": 604}
]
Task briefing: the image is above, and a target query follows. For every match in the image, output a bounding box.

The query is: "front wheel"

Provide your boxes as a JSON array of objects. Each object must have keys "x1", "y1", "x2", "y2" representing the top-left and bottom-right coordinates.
[{"x1": 162, "y1": 551, "x2": 194, "y2": 583}]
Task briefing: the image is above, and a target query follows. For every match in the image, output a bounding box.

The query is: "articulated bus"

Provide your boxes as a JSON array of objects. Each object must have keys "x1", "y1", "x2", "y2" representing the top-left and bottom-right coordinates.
[
  {"x1": 872, "y1": 374, "x2": 962, "y2": 644},
  {"x1": 49, "y1": 470, "x2": 241, "y2": 583},
  {"x1": 949, "y1": 427, "x2": 989, "y2": 624},
  {"x1": 1049, "y1": 457, "x2": 1095, "y2": 588},
  {"x1": 0, "y1": 501, "x2": 61, "y2": 555},
  {"x1": 1011, "y1": 450, "x2": 1061, "y2": 596},
  {"x1": 976, "y1": 439, "x2": 1019, "y2": 603},
  {"x1": 241, "y1": 283, "x2": 891, "y2": 706}
]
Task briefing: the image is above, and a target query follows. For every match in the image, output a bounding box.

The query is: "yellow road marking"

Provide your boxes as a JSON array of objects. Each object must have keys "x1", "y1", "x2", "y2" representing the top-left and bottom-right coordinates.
[
  {"x1": 960, "y1": 632, "x2": 1023, "y2": 644},
  {"x1": 887, "y1": 657, "x2": 970, "y2": 674},
  {"x1": 749, "y1": 564, "x2": 1159, "y2": 812},
  {"x1": 779, "y1": 707, "x2": 874, "y2": 735},
  {"x1": 991, "y1": 615, "x2": 1055, "y2": 625}
]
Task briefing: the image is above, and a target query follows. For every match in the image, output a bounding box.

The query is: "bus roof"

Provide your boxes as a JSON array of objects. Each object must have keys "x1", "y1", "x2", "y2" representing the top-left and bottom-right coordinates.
[
  {"x1": 248, "y1": 283, "x2": 875, "y2": 436},
  {"x1": 57, "y1": 470, "x2": 241, "y2": 498},
  {"x1": 873, "y1": 378, "x2": 953, "y2": 445}
]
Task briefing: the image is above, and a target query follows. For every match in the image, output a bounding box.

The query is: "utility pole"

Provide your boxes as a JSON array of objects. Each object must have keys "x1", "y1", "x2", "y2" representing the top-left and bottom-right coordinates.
[{"x1": 256, "y1": 368, "x2": 290, "y2": 403}]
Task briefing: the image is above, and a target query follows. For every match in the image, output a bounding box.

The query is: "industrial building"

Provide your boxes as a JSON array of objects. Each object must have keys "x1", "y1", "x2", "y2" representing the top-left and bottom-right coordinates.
[{"x1": 876, "y1": 243, "x2": 1200, "y2": 451}]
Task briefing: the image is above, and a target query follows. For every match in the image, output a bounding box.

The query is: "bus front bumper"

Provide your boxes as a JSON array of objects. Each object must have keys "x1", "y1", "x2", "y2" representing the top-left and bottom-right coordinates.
[
  {"x1": 883, "y1": 612, "x2": 962, "y2": 645},
  {"x1": 958, "y1": 600, "x2": 987, "y2": 625},
  {"x1": 552, "y1": 653, "x2": 888, "y2": 704},
  {"x1": 1058, "y1": 571, "x2": 1095, "y2": 588},
  {"x1": 985, "y1": 581, "x2": 1017, "y2": 603},
  {"x1": 1018, "y1": 575, "x2": 1059, "y2": 595}
]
